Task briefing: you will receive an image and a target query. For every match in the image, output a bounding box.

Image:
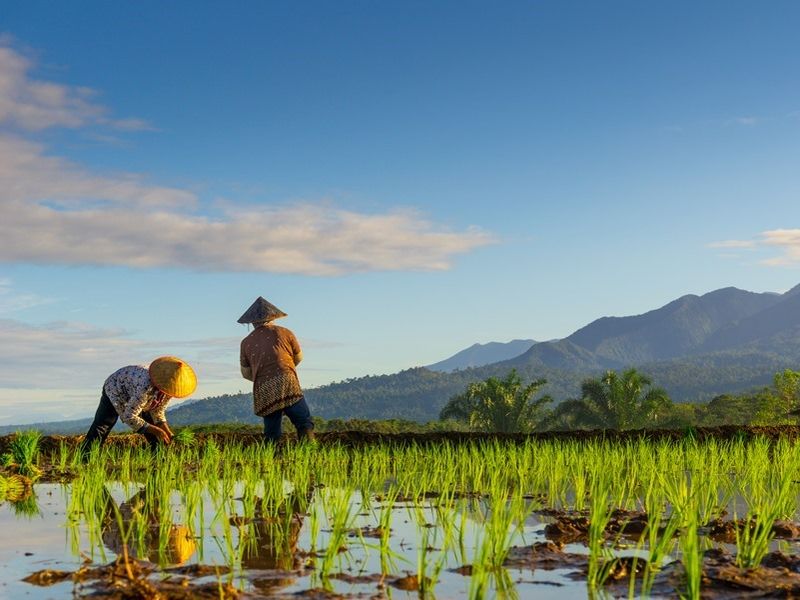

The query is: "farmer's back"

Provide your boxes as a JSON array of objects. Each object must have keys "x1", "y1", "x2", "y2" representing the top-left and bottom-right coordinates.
[{"x1": 240, "y1": 323, "x2": 300, "y2": 382}]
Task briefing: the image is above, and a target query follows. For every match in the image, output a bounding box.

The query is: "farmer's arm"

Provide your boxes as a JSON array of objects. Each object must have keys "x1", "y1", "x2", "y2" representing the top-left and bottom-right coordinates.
[
  {"x1": 116, "y1": 385, "x2": 150, "y2": 432},
  {"x1": 148, "y1": 403, "x2": 169, "y2": 428},
  {"x1": 290, "y1": 332, "x2": 303, "y2": 366},
  {"x1": 240, "y1": 341, "x2": 254, "y2": 380}
]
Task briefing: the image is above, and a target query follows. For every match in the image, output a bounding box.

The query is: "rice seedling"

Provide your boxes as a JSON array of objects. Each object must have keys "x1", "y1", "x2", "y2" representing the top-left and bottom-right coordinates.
[
  {"x1": 172, "y1": 427, "x2": 196, "y2": 446},
  {"x1": 14, "y1": 431, "x2": 800, "y2": 598},
  {"x1": 7, "y1": 429, "x2": 42, "y2": 477}
]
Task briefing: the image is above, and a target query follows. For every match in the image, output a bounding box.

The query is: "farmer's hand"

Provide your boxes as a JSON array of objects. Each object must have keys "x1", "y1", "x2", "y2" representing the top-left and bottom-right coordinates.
[
  {"x1": 158, "y1": 421, "x2": 174, "y2": 438},
  {"x1": 147, "y1": 424, "x2": 171, "y2": 445}
]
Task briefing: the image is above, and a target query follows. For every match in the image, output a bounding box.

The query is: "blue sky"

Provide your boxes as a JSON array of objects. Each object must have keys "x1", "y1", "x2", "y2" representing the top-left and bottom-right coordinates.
[{"x1": 1, "y1": 1, "x2": 799, "y2": 425}]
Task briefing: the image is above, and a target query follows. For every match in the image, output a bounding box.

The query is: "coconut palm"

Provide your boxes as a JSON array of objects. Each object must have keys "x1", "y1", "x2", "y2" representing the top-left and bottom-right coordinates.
[{"x1": 439, "y1": 370, "x2": 552, "y2": 433}]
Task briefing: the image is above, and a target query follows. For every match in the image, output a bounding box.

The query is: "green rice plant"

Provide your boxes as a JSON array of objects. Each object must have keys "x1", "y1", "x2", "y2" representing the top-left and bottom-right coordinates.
[
  {"x1": 8, "y1": 429, "x2": 42, "y2": 477},
  {"x1": 586, "y1": 478, "x2": 616, "y2": 592},
  {"x1": 172, "y1": 428, "x2": 196, "y2": 447},
  {"x1": 735, "y1": 468, "x2": 793, "y2": 568},
  {"x1": 679, "y1": 510, "x2": 701, "y2": 600},
  {"x1": 319, "y1": 487, "x2": 357, "y2": 580}
]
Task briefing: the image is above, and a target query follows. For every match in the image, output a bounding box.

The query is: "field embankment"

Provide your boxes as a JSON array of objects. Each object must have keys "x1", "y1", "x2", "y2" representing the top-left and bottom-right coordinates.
[{"x1": 4, "y1": 424, "x2": 800, "y2": 456}]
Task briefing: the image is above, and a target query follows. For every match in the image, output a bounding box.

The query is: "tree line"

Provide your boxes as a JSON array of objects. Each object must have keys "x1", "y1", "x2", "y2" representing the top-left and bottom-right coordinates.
[{"x1": 438, "y1": 368, "x2": 800, "y2": 432}]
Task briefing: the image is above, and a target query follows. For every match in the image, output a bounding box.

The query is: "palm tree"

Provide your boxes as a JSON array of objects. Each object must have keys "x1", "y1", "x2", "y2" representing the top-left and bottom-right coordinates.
[
  {"x1": 558, "y1": 369, "x2": 671, "y2": 430},
  {"x1": 439, "y1": 370, "x2": 552, "y2": 433}
]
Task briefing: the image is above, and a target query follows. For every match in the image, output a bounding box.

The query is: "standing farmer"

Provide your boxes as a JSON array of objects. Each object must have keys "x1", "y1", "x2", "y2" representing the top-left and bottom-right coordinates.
[
  {"x1": 239, "y1": 297, "x2": 315, "y2": 443},
  {"x1": 80, "y1": 356, "x2": 197, "y2": 456}
]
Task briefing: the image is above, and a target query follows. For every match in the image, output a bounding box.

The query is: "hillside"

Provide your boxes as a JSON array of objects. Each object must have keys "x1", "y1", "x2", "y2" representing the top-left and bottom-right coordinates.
[
  {"x1": 4, "y1": 283, "x2": 799, "y2": 434},
  {"x1": 426, "y1": 339, "x2": 536, "y2": 372}
]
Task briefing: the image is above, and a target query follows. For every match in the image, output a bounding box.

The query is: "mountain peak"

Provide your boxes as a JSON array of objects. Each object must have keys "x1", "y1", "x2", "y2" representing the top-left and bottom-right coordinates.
[{"x1": 784, "y1": 283, "x2": 800, "y2": 297}]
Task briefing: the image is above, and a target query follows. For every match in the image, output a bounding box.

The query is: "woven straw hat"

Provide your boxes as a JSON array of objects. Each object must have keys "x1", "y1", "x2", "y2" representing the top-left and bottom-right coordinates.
[
  {"x1": 237, "y1": 296, "x2": 288, "y2": 324},
  {"x1": 149, "y1": 356, "x2": 197, "y2": 398}
]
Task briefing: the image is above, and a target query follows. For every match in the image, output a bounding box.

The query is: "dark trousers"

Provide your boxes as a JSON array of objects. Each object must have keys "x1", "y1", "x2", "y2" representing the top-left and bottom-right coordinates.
[
  {"x1": 263, "y1": 397, "x2": 314, "y2": 443},
  {"x1": 80, "y1": 390, "x2": 161, "y2": 456}
]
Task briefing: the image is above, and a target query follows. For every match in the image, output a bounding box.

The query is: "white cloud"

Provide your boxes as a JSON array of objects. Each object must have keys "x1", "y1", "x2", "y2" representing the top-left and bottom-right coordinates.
[
  {"x1": 707, "y1": 239, "x2": 756, "y2": 249},
  {"x1": 760, "y1": 229, "x2": 800, "y2": 266},
  {"x1": 0, "y1": 44, "x2": 152, "y2": 131},
  {"x1": 0, "y1": 317, "x2": 350, "y2": 425},
  {"x1": 0, "y1": 278, "x2": 51, "y2": 313},
  {"x1": 710, "y1": 229, "x2": 800, "y2": 267},
  {"x1": 0, "y1": 43, "x2": 493, "y2": 275},
  {"x1": 0, "y1": 318, "x2": 244, "y2": 388},
  {"x1": 727, "y1": 116, "x2": 759, "y2": 127}
]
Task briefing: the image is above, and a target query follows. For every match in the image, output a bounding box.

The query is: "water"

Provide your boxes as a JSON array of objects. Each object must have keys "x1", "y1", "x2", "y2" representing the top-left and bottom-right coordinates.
[{"x1": 1, "y1": 482, "x2": 582, "y2": 599}]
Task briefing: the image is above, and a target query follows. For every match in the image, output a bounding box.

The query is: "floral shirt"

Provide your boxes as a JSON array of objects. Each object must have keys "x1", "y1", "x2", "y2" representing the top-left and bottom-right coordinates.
[{"x1": 103, "y1": 365, "x2": 169, "y2": 431}]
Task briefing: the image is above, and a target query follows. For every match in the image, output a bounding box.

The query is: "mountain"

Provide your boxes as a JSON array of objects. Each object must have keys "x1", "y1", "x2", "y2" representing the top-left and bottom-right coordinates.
[
  {"x1": 549, "y1": 287, "x2": 782, "y2": 367},
  {"x1": 4, "y1": 283, "x2": 799, "y2": 434},
  {"x1": 101, "y1": 281, "x2": 800, "y2": 425},
  {"x1": 426, "y1": 339, "x2": 536, "y2": 372}
]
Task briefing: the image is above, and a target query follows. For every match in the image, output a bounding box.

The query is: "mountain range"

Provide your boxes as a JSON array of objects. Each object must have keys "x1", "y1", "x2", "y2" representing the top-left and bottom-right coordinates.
[
  {"x1": 5, "y1": 284, "x2": 799, "y2": 434},
  {"x1": 426, "y1": 339, "x2": 536, "y2": 372}
]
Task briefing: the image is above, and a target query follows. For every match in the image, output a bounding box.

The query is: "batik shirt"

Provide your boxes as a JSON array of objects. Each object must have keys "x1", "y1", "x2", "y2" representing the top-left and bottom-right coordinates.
[
  {"x1": 240, "y1": 324, "x2": 304, "y2": 417},
  {"x1": 103, "y1": 365, "x2": 169, "y2": 431}
]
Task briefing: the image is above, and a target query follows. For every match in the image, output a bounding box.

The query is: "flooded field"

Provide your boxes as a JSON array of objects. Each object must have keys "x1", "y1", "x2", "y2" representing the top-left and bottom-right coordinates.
[{"x1": 4, "y1": 431, "x2": 800, "y2": 598}]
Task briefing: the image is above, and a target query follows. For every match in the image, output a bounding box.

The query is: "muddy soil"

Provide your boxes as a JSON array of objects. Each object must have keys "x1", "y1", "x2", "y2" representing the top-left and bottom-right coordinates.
[
  {"x1": 24, "y1": 556, "x2": 239, "y2": 599},
  {"x1": 4, "y1": 425, "x2": 800, "y2": 456}
]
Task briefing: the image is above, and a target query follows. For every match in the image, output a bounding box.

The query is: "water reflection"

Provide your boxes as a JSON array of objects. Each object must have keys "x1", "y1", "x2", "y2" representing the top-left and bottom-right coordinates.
[
  {"x1": 99, "y1": 487, "x2": 196, "y2": 566},
  {"x1": 238, "y1": 485, "x2": 311, "y2": 592}
]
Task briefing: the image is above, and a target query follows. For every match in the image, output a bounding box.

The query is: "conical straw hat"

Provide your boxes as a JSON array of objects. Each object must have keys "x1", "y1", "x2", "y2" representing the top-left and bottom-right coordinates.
[
  {"x1": 149, "y1": 356, "x2": 197, "y2": 398},
  {"x1": 237, "y1": 296, "x2": 287, "y2": 324}
]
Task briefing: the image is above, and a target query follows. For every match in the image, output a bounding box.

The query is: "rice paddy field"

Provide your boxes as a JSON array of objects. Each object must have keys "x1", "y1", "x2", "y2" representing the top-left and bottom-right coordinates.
[{"x1": 4, "y1": 429, "x2": 800, "y2": 598}]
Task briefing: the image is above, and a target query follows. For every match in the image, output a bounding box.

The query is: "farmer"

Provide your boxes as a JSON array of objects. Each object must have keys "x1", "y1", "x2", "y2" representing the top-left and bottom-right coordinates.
[
  {"x1": 238, "y1": 296, "x2": 315, "y2": 442},
  {"x1": 80, "y1": 356, "x2": 197, "y2": 456}
]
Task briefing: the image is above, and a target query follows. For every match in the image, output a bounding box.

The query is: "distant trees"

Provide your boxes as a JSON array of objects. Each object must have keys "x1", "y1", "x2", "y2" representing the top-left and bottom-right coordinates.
[
  {"x1": 439, "y1": 370, "x2": 553, "y2": 433},
  {"x1": 750, "y1": 369, "x2": 800, "y2": 424},
  {"x1": 545, "y1": 369, "x2": 673, "y2": 430}
]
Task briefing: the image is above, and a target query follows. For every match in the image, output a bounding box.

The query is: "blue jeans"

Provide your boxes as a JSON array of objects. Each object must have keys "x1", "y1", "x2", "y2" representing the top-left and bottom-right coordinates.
[
  {"x1": 263, "y1": 397, "x2": 314, "y2": 442},
  {"x1": 80, "y1": 389, "x2": 162, "y2": 458}
]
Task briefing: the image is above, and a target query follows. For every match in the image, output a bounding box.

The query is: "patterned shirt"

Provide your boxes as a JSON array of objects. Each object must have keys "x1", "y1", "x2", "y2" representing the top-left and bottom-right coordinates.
[
  {"x1": 103, "y1": 365, "x2": 169, "y2": 431},
  {"x1": 240, "y1": 324, "x2": 303, "y2": 416}
]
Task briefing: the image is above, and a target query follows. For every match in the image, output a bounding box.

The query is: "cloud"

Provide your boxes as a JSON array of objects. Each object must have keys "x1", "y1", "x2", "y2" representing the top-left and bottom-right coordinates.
[
  {"x1": 0, "y1": 43, "x2": 493, "y2": 275},
  {"x1": 0, "y1": 44, "x2": 152, "y2": 131},
  {"x1": 760, "y1": 229, "x2": 800, "y2": 266},
  {"x1": 0, "y1": 318, "x2": 239, "y2": 391},
  {"x1": 0, "y1": 278, "x2": 52, "y2": 313},
  {"x1": 707, "y1": 239, "x2": 757, "y2": 249},
  {"x1": 710, "y1": 230, "x2": 800, "y2": 266},
  {"x1": 726, "y1": 116, "x2": 759, "y2": 127}
]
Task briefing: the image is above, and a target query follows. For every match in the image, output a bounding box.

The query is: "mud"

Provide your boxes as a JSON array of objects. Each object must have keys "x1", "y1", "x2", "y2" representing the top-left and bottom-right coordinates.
[
  {"x1": 541, "y1": 508, "x2": 668, "y2": 543},
  {"x1": 500, "y1": 542, "x2": 800, "y2": 597},
  {"x1": 703, "y1": 517, "x2": 800, "y2": 543},
  {"x1": 24, "y1": 556, "x2": 238, "y2": 599},
  {"x1": 5, "y1": 425, "x2": 800, "y2": 457}
]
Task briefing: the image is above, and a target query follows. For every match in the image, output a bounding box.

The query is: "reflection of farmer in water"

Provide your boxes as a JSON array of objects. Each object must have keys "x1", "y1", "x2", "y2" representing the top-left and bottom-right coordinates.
[
  {"x1": 80, "y1": 357, "x2": 197, "y2": 457},
  {"x1": 100, "y1": 487, "x2": 196, "y2": 566},
  {"x1": 236, "y1": 485, "x2": 312, "y2": 592},
  {"x1": 238, "y1": 297, "x2": 315, "y2": 443}
]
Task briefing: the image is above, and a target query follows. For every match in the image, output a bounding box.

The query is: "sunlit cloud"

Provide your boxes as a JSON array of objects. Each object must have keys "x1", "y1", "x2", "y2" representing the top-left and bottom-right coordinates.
[
  {"x1": 707, "y1": 239, "x2": 756, "y2": 249},
  {"x1": 710, "y1": 229, "x2": 800, "y2": 266},
  {"x1": 0, "y1": 44, "x2": 152, "y2": 131},
  {"x1": 760, "y1": 229, "x2": 800, "y2": 266},
  {"x1": 0, "y1": 42, "x2": 494, "y2": 275}
]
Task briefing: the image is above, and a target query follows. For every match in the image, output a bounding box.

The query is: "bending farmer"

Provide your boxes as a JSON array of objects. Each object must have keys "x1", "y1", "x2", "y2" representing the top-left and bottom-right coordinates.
[
  {"x1": 80, "y1": 356, "x2": 197, "y2": 456},
  {"x1": 239, "y1": 296, "x2": 314, "y2": 442}
]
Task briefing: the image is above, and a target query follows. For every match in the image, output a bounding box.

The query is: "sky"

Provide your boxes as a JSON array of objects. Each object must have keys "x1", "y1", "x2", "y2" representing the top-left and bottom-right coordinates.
[{"x1": 1, "y1": 1, "x2": 799, "y2": 425}]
